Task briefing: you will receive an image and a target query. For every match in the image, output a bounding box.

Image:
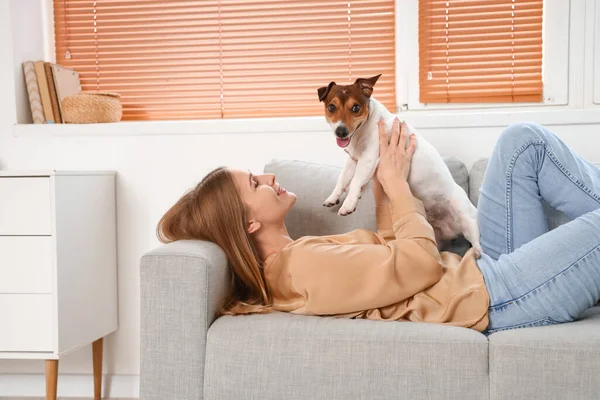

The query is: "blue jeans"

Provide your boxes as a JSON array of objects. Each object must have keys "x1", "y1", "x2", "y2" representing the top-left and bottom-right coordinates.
[{"x1": 476, "y1": 122, "x2": 600, "y2": 334}]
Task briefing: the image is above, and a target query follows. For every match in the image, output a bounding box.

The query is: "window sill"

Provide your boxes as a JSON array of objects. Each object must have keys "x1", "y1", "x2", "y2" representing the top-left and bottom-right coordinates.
[
  {"x1": 9, "y1": 107, "x2": 600, "y2": 137},
  {"x1": 9, "y1": 116, "x2": 331, "y2": 137},
  {"x1": 401, "y1": 107, "x2": 600, "y2": 129}
]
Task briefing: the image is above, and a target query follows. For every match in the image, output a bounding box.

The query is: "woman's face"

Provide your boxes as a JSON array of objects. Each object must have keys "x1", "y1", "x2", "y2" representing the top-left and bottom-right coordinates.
[{"x1": 230, "y1": 168, "x2": 296, "y2": 232}]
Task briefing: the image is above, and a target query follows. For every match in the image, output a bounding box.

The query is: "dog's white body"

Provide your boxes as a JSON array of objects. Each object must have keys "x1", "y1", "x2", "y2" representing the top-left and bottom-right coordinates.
[{"x1": 324, "y1": 97, "x2": 482, "y2": 253}]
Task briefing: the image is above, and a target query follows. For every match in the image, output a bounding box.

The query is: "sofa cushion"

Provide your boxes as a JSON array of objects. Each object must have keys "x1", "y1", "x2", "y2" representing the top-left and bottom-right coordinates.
[
  {"x1": 264, "y1": 159, "x2": 377, "y2": 239},
  {"x1": 204, "y1": 312, "x2": 489, "y2": 400},
  {"x1": 469, "y1": 158, "x2": 488, "y2": 206},
  {"x1": 264, "y1": 157, "x2": 469, "y2": 240},
  {"x1": 489, "y1": 306, "x2": 600, "y2": 400}
]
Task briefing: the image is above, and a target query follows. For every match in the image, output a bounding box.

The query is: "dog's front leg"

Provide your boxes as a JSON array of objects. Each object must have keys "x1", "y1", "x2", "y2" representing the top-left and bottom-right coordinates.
[
  {"x1": 324, "y1": 157, "x2": 357, "y2": 207},
  {"x1": 338, "y1": 157, "x2": 378, "y2": 216}
]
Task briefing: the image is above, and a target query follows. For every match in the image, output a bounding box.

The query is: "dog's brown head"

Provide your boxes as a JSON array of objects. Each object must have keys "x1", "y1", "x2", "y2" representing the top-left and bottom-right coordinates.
[{"x1": 317, "y1": 74, "x2": 381, "y2": 148}]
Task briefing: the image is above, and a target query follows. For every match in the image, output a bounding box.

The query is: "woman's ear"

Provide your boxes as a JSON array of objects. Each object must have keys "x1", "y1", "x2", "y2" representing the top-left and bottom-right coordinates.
[{"x1": 247, "y1": 219, "x2": 262, "y2": 234}]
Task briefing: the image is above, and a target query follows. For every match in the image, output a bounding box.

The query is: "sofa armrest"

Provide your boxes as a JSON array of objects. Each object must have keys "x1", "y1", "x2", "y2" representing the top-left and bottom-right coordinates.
[{"x1": 140, "y1": 240, "x2": 230, "y2": 400}]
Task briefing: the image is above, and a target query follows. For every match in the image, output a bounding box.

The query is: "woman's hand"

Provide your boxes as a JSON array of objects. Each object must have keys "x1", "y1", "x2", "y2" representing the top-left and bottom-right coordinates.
[{"x1": 376, "y1": 118, "x2": 417, "y2": 198}]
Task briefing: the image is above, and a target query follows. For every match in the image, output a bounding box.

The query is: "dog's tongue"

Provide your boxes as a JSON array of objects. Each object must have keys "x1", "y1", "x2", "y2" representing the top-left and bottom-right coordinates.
[{"x1": 336, "y1": 137, "x2": 350, "y2": 148}]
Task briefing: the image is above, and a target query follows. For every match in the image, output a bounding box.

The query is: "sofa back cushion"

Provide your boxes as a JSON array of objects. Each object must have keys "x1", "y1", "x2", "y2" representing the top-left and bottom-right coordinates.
[{"x1": 264, "y1": 157, "x2": 469, "y2": 240}]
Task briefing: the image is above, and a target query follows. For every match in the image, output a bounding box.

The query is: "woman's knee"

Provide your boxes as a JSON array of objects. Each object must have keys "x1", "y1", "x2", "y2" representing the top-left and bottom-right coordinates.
[
  {"x1": 492, "y1": 122, "x2": 554, "y2": 160},
  {"x1": 498, "y1": 122, "x2": 547, "y2": 147}
]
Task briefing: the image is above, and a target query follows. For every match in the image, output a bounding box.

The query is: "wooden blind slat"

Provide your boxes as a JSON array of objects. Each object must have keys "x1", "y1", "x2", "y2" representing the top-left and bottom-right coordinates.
[
  {"x1": 54, "y1": 0, "x2": 396, "y2": 120},
  {"x1": 425, "y1": 36, "x2": 542, "y2": 49},
  {"x1": 56, "y1": 17, "x2": 394, "y2": 28},
  {"x1": 55, "y1": 7, "x2": 394, "y2": 19},
  {"x1": 419, "y1": 0, "x2": 543, "y2": 104},
  {"x1": 57, "y1": 41, "x2": 393, "y2": 55},
  {"x1": 422, "y1": 19, "x2": 542, "y2": 31}
]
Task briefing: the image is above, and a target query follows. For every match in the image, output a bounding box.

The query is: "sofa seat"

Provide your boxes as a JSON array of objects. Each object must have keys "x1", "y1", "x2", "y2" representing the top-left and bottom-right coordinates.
[
  {"x1": 489, "y1": 306, "x2": 600, "y2": 400},
  {"x1": 204, "y1": 312, "x2": 489, "y2": 400}
]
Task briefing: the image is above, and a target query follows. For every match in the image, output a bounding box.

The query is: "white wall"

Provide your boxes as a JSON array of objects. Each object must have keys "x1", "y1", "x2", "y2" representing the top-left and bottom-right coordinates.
[
  {"x1": 2, "y1": 0, "x2": 600, "y2": 396},
  {"x1": 10, "y1": 0, "x2": 45, "y2": 124},
  {"x1": 0, "y1": 0, "x2": 17, "y2": 134}
]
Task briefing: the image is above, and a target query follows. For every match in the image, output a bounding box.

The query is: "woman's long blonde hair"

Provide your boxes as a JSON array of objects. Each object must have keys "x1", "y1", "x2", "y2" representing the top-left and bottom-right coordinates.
[{"x1": 157, "y1": 167, "x2": 273, "y2": 316}]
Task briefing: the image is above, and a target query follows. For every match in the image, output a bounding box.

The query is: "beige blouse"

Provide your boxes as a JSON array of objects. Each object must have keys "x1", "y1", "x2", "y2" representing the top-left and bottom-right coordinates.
[{"x1": 263, "y1": 190, "x2": 490, "y2": 332}]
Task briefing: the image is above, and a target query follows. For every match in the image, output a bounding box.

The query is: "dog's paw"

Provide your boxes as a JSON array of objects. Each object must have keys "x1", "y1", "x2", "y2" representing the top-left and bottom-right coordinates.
[
  {"x1": 338, "y1": 206, "x2": 356, "y2": 216},
  {"x1": 323, "y1": 190, "x2": 342, "y2": 207},
  {"x1": 472, "y1": 244, "x2": 483, "y2": 259},
  {"x1": 323, "y1": 197, "x2": 340, "y2": 207},
  {"x1": 338, "y1": 197, "x2": 358, "y2": 216}
]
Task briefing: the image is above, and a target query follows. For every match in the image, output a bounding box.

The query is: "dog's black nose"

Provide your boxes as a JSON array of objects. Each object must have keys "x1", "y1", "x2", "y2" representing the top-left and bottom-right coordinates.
[{"x1": 335, "y1": 126, "x2": 349, "y2": 138}]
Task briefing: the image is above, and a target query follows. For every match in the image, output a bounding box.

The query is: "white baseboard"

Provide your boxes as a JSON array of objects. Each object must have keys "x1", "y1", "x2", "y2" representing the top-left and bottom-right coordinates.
[{"x1": 0, "y1": 373, "x2": 139, "y2": 398}]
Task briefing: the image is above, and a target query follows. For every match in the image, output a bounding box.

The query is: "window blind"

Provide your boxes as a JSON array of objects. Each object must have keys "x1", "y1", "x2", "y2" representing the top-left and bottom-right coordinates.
[
  {"x1": 419, "y1": 0, "x2": 543, "y2": 103},
  {"x1": 53, "y1": 0, "x2": 396, "y2": 121}
]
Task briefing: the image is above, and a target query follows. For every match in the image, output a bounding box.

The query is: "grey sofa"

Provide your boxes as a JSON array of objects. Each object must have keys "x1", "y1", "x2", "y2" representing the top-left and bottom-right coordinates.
[{"x1": 140, "y1": 158, "x2": 600, "y2": 400}]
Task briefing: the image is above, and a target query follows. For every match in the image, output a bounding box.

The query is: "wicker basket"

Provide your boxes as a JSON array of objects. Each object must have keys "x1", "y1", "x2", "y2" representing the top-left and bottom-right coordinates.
[{"x1": 62, "y1": 92, "x2": 122, "y2": 123}]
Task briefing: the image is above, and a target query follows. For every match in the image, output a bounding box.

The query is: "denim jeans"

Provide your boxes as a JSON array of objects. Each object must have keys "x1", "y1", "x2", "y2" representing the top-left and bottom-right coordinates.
[{"x1": 476, "y1": 122, "x2": 600, "y2": 333}]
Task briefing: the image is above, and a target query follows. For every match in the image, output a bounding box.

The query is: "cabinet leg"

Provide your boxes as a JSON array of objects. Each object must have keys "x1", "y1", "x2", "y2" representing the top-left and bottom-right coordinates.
[
  {"x1": 45, "y1": 359, "x2": 58, "y2": 400},
  {"x1": 92, "y1": 337, "x2": 104, "y2": 400}
]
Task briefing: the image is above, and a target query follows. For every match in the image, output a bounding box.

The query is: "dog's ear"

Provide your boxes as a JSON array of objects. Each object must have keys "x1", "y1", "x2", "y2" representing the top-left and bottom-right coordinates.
[
  {"x1": 354, "y1": 74, "x2": 382, "y2": 97},
  {"x1": 318, "y1": 81, "x2": 336, "y2": 102}
]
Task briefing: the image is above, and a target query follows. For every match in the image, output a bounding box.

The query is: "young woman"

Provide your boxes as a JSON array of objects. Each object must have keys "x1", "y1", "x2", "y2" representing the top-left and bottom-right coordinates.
[{"x1": 158, "y1": 120, "x2": 600, "y2": 334}]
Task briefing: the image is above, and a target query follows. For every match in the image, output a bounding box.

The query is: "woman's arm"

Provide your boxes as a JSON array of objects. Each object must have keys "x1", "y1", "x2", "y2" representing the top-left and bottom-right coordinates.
[{"x1": 372, "y1": 175, "x2": 395, "y2": 241}]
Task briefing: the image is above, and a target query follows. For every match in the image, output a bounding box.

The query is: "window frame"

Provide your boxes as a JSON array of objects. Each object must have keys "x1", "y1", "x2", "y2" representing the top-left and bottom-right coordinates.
[{"x1": 396, "y1": 0, "x2": 570, "y2": 112}]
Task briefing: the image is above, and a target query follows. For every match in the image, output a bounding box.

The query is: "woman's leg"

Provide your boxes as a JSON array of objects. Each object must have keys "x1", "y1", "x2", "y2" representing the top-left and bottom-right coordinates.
[
  {"x1": 478, "y1": 122, "x2": 600, "y2": 260},
  {"x1": 478, "y1": 208, "x2": 600, "y2": 333}
]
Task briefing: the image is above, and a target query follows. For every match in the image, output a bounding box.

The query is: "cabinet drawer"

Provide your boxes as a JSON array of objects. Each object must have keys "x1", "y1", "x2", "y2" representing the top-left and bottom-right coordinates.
[
  {"x1": 0, "y1": 294, "x2": 53, "y2": 352},
  {"x1": 0, "y1": 237, "x2": 53, "y2": 293},
  {"x1": 0, "y1": 177, "x2": 52, "y2": 235}
]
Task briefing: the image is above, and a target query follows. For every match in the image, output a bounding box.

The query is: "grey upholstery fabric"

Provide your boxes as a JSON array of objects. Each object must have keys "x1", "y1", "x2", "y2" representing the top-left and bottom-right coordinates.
[
  {"x1": 489, "y1": 307, "x2": 600, "y2": 400},
  {"x1": 444, "y1": 156, "x2": 470, "y2": 195},
  {"x1": 544, "y1": 202, "x2": 571, "y2": 229},
  {"x1": 264, "y1": 156, "x2": 469, "y2": 238},
  {"x1": 204, "y1": 312, "x2": 489, "y2": 400},
  {"x1": 140, "y1": 240, "x2": 231, "y2": 400},
  {"x1": 264, "y1": 159, "x2": 377, "y2": 239},
  {"x1": 469, "y1": 158, "x2": 488, "y2": 206}
]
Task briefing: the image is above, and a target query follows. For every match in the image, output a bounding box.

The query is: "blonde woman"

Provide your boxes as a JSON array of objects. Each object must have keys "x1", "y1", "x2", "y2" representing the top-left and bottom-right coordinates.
[{"x1": 158, "y1": 120, "x2": 600, "y2": 334}]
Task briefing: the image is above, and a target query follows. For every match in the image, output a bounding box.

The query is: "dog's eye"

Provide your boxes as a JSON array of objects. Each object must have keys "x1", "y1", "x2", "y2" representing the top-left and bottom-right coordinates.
[
  {"x1": 351, "y1": 104, "x2": 360, "y2": 113},
  {"x1": 327, "y1": 104, "x2": 335, "y2": 113}
]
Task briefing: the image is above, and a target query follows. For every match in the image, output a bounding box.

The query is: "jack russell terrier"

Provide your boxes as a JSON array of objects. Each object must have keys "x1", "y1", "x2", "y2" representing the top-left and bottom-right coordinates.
[{"x1": 317, "y1": 74, "x2": 482, "y2": 255}]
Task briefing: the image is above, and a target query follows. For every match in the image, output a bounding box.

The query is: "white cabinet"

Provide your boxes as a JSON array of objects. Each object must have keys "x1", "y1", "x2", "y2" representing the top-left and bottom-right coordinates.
[
  {"x1": 0, "y1": 294, "x2": 53, "y2": 351},
  {"x1": 0, "y1": 170, "x2": 118, "y2": 400},
  {"x1": 0, "y1": 177, "x2": 52, "y2": 234},
  {"x1": 0, "y1": 236, "x2": 53, "y2": 293}
]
